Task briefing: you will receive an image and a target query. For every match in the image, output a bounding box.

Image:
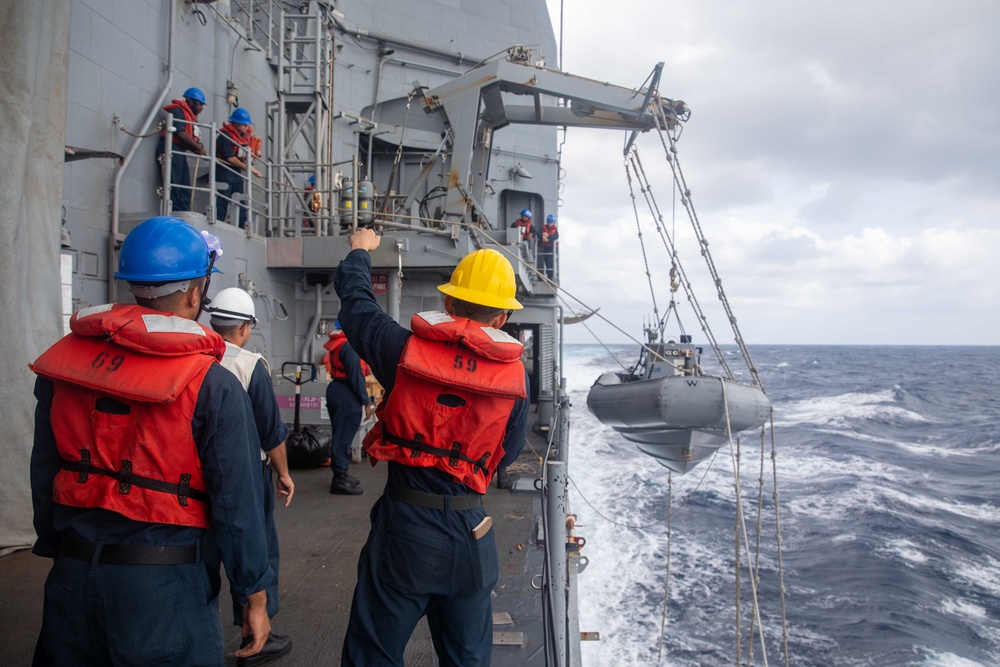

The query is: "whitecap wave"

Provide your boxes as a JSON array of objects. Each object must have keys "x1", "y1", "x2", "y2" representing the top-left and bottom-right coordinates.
[{"x1": 774, "y1": 389, "x2": 929, "y2": 427}]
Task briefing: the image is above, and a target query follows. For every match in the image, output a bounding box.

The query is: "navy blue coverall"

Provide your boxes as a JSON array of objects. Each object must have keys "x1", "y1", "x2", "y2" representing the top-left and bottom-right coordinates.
[
  {"x1": 325, "y1": 341, "x2": 370, "y2": 473},
  {"x1": 31, "y1": 364, "x2": 272, "y2": 666},
  {"x1": 215, "y1": 131, "x2": 248, "y2": 228},
  {"x1": 226, "y1": 360, "x2": 291, "y2": 627},
  {"x1": 156, "y1": 107, "x2": 196, "y2": 212},
  {"x1": 334, "y1": 249, "x2": 529, "y2": 667}
]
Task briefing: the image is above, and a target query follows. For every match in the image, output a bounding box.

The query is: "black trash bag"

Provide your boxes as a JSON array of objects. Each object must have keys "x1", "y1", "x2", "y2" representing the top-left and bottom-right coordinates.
[{"x1": 286, "y1": 426, "x2": 332, "y2": 469}]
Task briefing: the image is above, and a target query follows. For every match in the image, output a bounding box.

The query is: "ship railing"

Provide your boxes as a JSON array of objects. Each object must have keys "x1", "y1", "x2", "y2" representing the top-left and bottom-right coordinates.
[
  {"x1": 162, "y1": 118, "x2": 276, "y2": 238},
  {"x1": 229, "y1": 0, "x2": 280, "y2": 60}
]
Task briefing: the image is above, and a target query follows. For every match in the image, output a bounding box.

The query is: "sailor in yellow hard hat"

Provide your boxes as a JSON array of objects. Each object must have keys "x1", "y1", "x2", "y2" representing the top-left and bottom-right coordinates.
[{"x1": 332, "y1": 227, "x2": 529, "y2": 666}]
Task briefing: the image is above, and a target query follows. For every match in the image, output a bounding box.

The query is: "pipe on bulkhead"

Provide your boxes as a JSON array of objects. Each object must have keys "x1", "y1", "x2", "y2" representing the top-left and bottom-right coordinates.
[
  {"x1": 330, "y1": 15, "x2": 481, "y2": 66},
  {"x1": 301, "y1": 282, "x2": 324, "y2": 363},
  {"x1": 365, "y1": 46, "x2": 393, "y2": 182},
  {"x1": 109, "y1": 0, "x2": 178, "y2": 301}
]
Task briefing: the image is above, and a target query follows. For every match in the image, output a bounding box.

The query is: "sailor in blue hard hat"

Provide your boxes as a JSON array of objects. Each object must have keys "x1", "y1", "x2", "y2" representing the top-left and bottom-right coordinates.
[
  {"x1": 157, "y1": 87, "x2": 208, "y2": 212},
  {"x1": 511, "y1": 207, "x2": 534, "y2": 242},
  {"x1": 216, "y1": 107, "x2": 262, "y2": 229},
  {"x1": 116, "y1": 216, "x2": 221, "y2": 317},
  {"x1": 29, "y1": 215, "x2": 275, "y2": 665},
  {"x1": 538, "y1": 213, "x2": 560, "y2": 280}
]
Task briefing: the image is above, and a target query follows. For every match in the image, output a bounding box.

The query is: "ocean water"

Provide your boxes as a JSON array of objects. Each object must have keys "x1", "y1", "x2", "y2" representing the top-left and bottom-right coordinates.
[{"x1": 568, "y1": 344, "x2": 1000, "y2": 667}]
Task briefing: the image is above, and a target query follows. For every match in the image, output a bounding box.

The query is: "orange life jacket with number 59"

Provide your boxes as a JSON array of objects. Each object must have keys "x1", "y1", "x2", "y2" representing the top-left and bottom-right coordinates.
[
  {"x1": 363, "y1": 311, "x2": 527, "y2": 493},
  {"x1": 29, "y1": 303, "x2": 226, "y2": 529}
]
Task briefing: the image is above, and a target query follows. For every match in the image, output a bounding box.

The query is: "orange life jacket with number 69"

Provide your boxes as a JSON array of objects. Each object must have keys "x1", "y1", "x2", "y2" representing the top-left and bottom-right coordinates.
[
  {"x1": 363, "y1": 311, "x2": 527, "y2": 493},
  {"x1": 29, "y1": 303, "x2": 227, "y2": 529}
]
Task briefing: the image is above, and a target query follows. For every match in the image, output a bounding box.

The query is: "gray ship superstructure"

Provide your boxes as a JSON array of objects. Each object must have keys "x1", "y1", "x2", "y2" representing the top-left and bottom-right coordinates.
[{"x1": 1, "y1": 1, "x2": 699, "y2": 665}]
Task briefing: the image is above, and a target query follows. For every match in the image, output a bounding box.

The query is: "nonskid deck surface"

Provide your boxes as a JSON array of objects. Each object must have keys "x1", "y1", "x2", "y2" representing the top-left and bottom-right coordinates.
[{"x1": 0, "y1": 435, "x2": 548, "y2": 666}]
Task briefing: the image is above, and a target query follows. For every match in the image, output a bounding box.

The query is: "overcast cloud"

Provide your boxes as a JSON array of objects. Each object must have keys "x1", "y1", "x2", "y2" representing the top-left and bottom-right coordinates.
[{"x1": 544, "y1": 0, "x2": 1000, "y2": 345}]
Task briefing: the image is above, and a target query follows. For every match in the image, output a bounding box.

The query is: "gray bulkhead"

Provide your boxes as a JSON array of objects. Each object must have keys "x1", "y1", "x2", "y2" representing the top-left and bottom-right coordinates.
[{"x1": 59, "y1": 0, "x2": 563, "y2": 416}]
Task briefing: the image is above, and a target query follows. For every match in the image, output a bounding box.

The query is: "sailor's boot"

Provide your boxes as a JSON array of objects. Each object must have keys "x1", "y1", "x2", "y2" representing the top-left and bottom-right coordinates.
[
  {"x1": 496, "y1": 466, "x2": 517, "y2": 489},
  {"x1": 330, "y1": 470, "x2": 363, "y2": 495}
]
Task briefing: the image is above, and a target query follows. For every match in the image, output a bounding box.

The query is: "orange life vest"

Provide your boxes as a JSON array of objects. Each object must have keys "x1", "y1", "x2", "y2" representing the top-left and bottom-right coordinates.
[
  {"x1": 513, "y1": 217, "x2": 533, "y2": 241},
  {"x1": 161, "y1": 99, "x2": 200, "y2": 146},
  {"x1": 219, "y1": 122, "x2": 249, "y2": 161},
  {"x1": 540, "y1": 222, "x2": 558, "y2": 248},
  {"x1": 247, "y1": 131, "x2": 263, "y2": 158},
  {"x1": 323, "y1": 331, "x2": 371, "y2": 379},
  {"x1": 29, "y1": 304, "x2": 227, "y2": 529},
  {"x1": 363, "y1": 311, "x2": 527, "y2": 493}
]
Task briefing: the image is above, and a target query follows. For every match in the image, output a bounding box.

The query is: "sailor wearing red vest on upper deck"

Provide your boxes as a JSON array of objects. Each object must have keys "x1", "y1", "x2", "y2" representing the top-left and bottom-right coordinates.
[
  {"x1": 511, "y1": 207, "x2": 534, "y2": 242},
  {"x1": 333, "y1": 228, "x2": 529, "y2": 667},
  {"x1": 29, "y1": 216, "x2": 273, "y2": 665},
  {"x1": 216, "y1": 107, "x2": 263, "y2": 229},
  {"x1": 156, "y1": 87, "x2": 207, "y2": 213},
  {"x1": 538, "y1": 213, "x2": 559, "y2": 280}
]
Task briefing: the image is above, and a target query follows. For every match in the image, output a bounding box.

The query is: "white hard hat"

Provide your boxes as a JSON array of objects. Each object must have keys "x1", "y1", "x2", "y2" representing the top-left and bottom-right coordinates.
[{"x1": 207, "y1": 287, "x2": 257, "y2": 325}]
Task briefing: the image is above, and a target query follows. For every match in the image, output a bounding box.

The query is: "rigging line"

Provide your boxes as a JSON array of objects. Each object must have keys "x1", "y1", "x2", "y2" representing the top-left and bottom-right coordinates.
[
  {"x1": 381, "y1": 91, "x2": 415, "y2": 212},
  {"x1": 623, "y1": 156, "x2": 661, "y2": 326},
  {"x1": 735, "y1": 435, "x2": 742, "y2": 665},
  {"x1": 115, "y1": 117, "x2": 165, "y2": 139},
  {"x1": 768, "y1": 410, "x2": 791, "y2": 667},
  {"x1": 628, "y1": 147, "x2": 736, "y2": 381},
  {"x1": 565, "y1": 445, "x2": 718, "y2": 531},
  {"x1": 720, "y1": 380, "x2": 770, "y2": 666},
  {"x1": 650, "y1": 104, "x2": 765, "y2": 392},
  {"x1": 656, "y1": 470, "x2": 673, "y2": 664},
  {"x1": 649, "y1": 105, "x2": 788, "y2": 663},
  {"x1": 745, "y1": 425, "x2": 768, "y2": 666},
  {"x1": 556, "y1": 294, "x2": 631, "y2": 373},
  {"x1": 463, "y1": 225, "x2": 679, "y2": 367}
]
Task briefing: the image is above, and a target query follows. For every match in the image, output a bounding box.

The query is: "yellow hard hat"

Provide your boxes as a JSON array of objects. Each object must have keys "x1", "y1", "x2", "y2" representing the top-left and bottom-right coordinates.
[{"x1": 438, "y1": 248, "x2": 523, "y2": 310}]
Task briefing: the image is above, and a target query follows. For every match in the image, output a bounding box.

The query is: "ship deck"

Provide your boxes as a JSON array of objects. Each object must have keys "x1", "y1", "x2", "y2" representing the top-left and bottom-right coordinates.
[{"x1": 0, "y1": 432, "x2": 549, "y2": 667}]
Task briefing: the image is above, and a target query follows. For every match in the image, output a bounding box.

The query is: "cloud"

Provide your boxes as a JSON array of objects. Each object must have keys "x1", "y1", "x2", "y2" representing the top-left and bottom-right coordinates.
[{"x1": 545, "y1": 0, "x2": 1000, "y2": 344}]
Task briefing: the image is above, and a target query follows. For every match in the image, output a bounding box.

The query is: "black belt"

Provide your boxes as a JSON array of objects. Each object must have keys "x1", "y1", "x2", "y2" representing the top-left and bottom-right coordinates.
[
  {"x1": 59, "y1": 536, "x2": 198, "y2": 565},
  {"x1": 388, "y1": 485, "x2": 483, "y2": 511}
]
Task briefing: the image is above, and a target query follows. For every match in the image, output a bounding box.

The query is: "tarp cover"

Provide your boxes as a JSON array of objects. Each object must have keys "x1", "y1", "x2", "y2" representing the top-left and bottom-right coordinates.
[{"x1": 0, "y1": 0, "x2": 72, "y2": 555}]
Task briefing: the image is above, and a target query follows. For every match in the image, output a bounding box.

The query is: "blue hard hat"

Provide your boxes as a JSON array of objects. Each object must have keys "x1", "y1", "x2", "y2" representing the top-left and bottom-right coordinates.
[
  {"x1": 546, "y1": 214, "x2": 556, "y2": 223},
  {"x1": 228, "y1": 107, "x2": 252, "y2": 125},
  {"x1": 182, "y1": 87, "x2": 206, "y2": 104},
  {"x1": 115, "y1": 216, "x2": 220, "y2": 283},
  {"x1": 308, "y1": 175, "x2": 316, "y2": 185},
  {"x1": 520, "y1": 209, "x2": 532, "y2": 218}
]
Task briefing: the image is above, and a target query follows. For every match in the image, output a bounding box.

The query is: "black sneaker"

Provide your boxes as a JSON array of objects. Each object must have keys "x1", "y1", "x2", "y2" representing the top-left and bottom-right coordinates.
[
  {"x1": 237, "y1": 632, "x2": 292, "y2": 666},
  {"x1": 330, "y1": 471, "x2": 363, "y2": 495}
]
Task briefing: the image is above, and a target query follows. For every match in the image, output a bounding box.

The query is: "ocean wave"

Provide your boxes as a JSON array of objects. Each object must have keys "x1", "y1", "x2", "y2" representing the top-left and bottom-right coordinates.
[
  {"x1": 774, "y1": 389, "x2": 930, "y2": 427},
  {"x1": 879, "y1": 486, "x2": 1000, "y2": 524},
  {"x1": 568, "y1": 345, "x2": 1000, "y2": 666},
  {"x1": 874, "y1": 538, "x2": 930, "y2": 566},
  {"x1": 948, "y1": 554, "x2": 1000, "y2": 598},
  {"x1": 891, "y1": 440, "x2": 1000, "y2": 458},
  {"x1": 912, "y1": 649, "x2": 991, "y2": 667}
]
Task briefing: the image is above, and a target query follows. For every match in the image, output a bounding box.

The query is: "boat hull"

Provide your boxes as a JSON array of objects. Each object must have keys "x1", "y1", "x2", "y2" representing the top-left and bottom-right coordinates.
[{"x1": 586, "y1": 373, "x2": 771, "y2": 473}]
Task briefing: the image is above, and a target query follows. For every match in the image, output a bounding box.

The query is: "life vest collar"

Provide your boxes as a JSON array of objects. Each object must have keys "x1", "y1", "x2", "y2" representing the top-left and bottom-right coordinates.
[
  {"x1": 410, "y1": 311, "x2": 522, "y2": 363},
  {"x1": 70, "y1": 303, "x2": 225, "y2": 360}
]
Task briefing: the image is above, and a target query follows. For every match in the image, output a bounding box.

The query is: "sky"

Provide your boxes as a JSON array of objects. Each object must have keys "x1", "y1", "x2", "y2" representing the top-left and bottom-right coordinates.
[{"x1": 544, "y1": 0, "x2": 1000, "y2": 346}]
